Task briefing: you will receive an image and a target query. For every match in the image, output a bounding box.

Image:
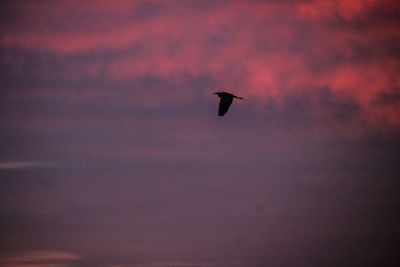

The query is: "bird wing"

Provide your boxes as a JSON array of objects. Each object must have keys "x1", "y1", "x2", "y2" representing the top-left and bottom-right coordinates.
[
  {"x1": 231, "y1": 93, "x2": 243, "y2": 99},
  {"x1": 218, "y1": 96, "x2": 233, "y2": 116}
]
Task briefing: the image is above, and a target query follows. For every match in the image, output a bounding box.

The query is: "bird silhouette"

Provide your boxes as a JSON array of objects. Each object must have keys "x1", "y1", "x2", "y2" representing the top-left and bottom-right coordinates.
[{"x1": 213, "y1": 92, "x2": 243, "y2": 116}]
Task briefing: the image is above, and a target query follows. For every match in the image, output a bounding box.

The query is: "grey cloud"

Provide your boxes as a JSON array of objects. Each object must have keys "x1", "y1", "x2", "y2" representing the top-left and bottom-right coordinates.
[
  {"x1": 372, "y1": 88, "x2": 400, "y2": 106},
  {"x1": 262, "y1": 87, "x2": 360, "y2": 130}
]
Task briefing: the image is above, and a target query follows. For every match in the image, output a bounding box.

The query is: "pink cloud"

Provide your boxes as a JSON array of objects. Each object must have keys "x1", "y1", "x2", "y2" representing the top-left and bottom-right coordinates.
[
  {"x1": 2, "y1": 0, "x2": 399, "y2": 129},
  {"x1": 296, "y1": 0, "x2": 381, "y2": 19}
]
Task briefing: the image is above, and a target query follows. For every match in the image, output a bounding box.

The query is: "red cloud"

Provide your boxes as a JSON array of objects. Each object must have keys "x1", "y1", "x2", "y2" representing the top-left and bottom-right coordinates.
[{"x1": 2, "y1": 0, "x2": 399, "y2": 129}]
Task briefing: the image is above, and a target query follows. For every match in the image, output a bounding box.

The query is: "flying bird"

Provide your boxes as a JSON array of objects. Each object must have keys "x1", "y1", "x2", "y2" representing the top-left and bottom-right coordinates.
[{"x1": 213, "y1": 92, "x2": 243, "y2": 116}]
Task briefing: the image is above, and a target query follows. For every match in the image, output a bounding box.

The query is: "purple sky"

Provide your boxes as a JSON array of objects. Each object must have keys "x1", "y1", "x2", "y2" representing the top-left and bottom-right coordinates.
[{"x1": 1, "y1": 1, "x2": 400, "y2": 266}]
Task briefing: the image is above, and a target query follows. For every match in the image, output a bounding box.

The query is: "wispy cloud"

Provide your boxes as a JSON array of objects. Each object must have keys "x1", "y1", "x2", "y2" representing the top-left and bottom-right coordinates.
[
  {"x1": 0, "y1": 250, "x2": 79, "y2": 267},
  {"x1": 0, "y1": 161, "x2": 54, "y2": 170}
]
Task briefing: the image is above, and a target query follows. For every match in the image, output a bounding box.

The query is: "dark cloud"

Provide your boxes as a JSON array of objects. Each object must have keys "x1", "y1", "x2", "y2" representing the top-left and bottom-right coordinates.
[
  {"x1": 134, "y1": 1, "x2": 165, "y2": 20},
  {"x1": 372, "y1": 88, "x2": 400, "y2": 106},
  {"x1": 261, "y1": 87, "x2": 360, "y2": 131}
]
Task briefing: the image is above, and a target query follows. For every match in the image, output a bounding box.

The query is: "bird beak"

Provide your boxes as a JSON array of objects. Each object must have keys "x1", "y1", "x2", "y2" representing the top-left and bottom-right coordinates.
[{"x1": 212, "y1": 92, "x2": 218, "y2": 94}]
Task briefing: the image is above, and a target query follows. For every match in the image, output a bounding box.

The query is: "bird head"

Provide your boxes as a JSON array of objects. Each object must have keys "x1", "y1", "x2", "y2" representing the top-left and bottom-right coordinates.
[{"x1": 213, "y1": 92, "x2": 222, "y2": 97}]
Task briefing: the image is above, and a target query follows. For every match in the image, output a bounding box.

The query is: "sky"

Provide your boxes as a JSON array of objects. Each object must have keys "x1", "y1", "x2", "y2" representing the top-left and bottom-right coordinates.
[{"x1": 1, "y1": 0, "x2": 400, "y2": 266}]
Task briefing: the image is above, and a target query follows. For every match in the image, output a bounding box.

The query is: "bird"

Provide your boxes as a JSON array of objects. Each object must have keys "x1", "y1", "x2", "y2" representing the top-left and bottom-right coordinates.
[{"x1": 213, "y1": 92, "x2": 243, "y2": 116}]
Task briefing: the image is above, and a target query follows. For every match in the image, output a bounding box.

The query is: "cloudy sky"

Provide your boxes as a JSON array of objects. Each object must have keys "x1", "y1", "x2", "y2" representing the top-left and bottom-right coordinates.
[{"x1": 1, "y1": 0, "x2": 399, "y2": 266}]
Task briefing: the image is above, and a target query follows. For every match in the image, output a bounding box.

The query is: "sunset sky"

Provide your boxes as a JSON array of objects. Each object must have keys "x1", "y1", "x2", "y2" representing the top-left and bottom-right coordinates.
[{"x1": 1, "y1": 0, "x2": 400, "y2": 266}]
